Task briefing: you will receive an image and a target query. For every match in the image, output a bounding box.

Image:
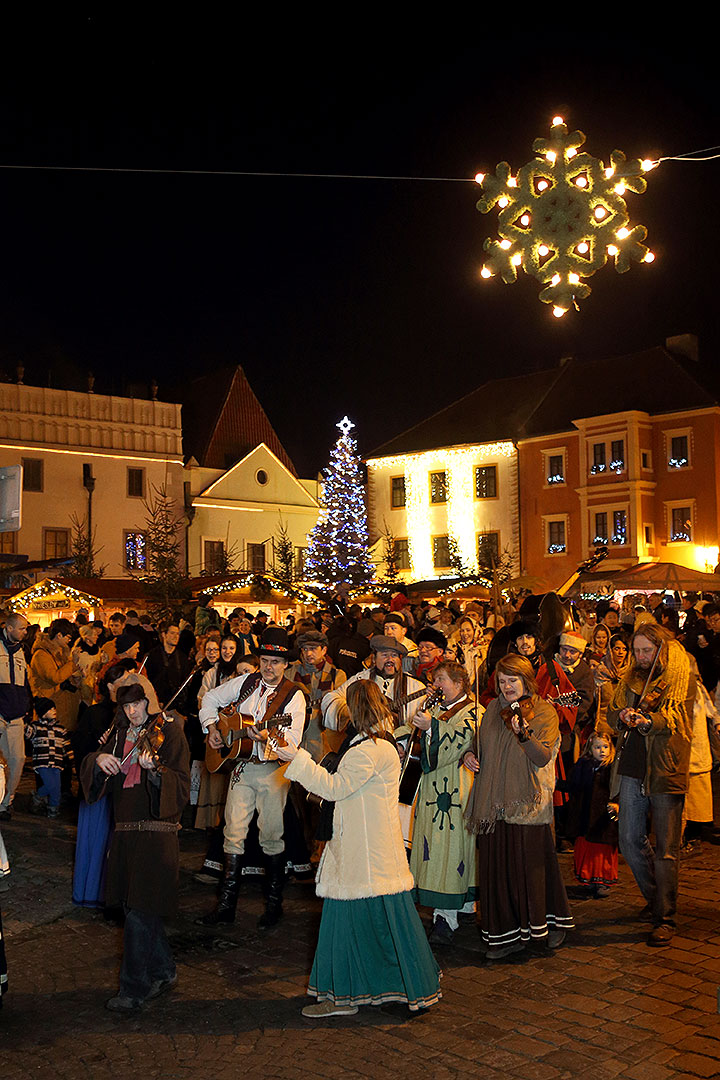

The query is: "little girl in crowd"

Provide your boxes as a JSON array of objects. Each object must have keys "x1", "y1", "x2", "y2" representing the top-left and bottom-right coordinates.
[{"x1": 566, "y1": 730, "x2": 619, "y2": 897}]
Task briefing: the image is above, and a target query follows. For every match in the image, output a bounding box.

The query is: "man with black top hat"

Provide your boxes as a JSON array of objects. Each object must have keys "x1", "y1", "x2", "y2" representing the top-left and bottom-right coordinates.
[
  {"x1": 286, "y1": 630, "x2": 345, "y2": 761},
  {"x1": 199, "y1": 627, "x2": 306, "y2": 929},
  {"x1": 80, "y1": 682, "x2": 189, "y2": 1012},
  {"x1": 322, "y1": 635, "x2": 427, "y2": 734}
]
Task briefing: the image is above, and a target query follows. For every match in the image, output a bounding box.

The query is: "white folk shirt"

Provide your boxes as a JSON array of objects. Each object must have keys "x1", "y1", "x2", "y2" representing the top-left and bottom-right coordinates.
[{"x1": 199, "y1": 672, "x2": 305, "y2": 762}]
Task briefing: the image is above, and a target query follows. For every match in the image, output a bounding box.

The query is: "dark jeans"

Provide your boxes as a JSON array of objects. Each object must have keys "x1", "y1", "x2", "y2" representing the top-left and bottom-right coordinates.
[
  {"x1": 119, "y1": 907, "x2": 175, "y2": 1002},
  {"x1": 618, "y1": 775, "x2": 684, "y2": 927}
]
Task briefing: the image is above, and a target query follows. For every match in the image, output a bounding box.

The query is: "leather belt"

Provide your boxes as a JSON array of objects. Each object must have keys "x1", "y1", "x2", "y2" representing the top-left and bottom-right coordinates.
[{"x1": 114, "y1": 820, "x2": 181, "y2": 833}]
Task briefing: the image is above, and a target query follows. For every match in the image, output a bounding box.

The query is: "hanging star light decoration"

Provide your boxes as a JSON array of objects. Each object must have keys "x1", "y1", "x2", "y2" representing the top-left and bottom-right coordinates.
[{"x1": 476, "y1": 117, "x2": 656, "y2": 316}]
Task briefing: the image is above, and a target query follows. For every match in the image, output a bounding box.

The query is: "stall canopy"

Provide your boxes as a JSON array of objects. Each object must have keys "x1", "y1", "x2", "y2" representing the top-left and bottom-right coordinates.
[
  {"x1": 563, "y1": 562, "x2": 720, "y2": 599},
  {"x1": 7, "y1": 577, "x2": 102, "y2": 613}
]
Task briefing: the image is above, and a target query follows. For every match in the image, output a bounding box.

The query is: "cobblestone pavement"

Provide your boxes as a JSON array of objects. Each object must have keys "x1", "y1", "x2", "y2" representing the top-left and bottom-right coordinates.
[{"x1": 2, "y1": 784, "x2": 720, "y2": 1080}]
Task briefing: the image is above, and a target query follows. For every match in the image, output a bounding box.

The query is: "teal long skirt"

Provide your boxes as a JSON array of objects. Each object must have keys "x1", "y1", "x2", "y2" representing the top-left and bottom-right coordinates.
[{"x1": 308, "y1": 890, "x2": 442, "y2": 1011}]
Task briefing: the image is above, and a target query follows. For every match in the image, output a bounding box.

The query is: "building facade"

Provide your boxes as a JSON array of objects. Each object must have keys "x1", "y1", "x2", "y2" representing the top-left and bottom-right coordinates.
[{"x1": 0, "y1": 382, "x2": 185, "y2": 577}]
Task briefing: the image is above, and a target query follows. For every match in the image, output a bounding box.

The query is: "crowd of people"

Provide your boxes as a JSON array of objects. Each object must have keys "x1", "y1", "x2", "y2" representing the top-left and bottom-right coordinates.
[{"x1": 0, "y1": 585, "x2": 718, "y2": 1016}]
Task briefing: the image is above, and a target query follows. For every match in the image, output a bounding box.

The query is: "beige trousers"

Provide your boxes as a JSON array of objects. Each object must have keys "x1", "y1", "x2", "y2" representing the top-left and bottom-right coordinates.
[{"x1": 223, "y1": 760, "x2": 289, "y2": 856}]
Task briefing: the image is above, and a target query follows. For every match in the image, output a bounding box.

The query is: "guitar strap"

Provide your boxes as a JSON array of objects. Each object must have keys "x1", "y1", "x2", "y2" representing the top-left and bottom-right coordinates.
[
  {"x1": 424, "y1": 696, "x2": 471, "y2": 771},
  {"x1": 262, "y1": 678, "x2": 303, "y2": 725}
]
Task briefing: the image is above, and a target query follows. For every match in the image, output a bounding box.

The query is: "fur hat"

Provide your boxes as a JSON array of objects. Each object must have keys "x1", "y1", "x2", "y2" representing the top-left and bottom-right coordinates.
[
  {"x1": 257, "y1": 626, "x2": 292, "y2": 659},
  {"x1": 115, "y1": 632, "x2": 137, "y2": 655},
  {"x1": 116, "y1": 683, "x2": 147, "y2": 707},
  {"x1": 383, "y1": 613, "x2": 406, "y2": 629},
  {"x1": 508, "y1": 620, "x2": 538, "y2": 644},
  {"x1": 416, "y1": 627, "x2": 448, "y2": 651},
  {"x1": 369, "y1": 634, "x2": 407, "y2": 658},
  {"x1": 33, "y1": 696, "x2": 56, "y2": 718}
]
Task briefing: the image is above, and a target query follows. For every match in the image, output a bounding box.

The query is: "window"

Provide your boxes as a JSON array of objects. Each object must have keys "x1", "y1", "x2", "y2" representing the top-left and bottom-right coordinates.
[
  {"x1": 612, "y1": 510, "x2": 628, "y2": 545},
  {"x1": 0, "y1": 531, "x2": 16, "y2": 554},
  {"x1": 477, "y1": 532, "x2": 500, "y2": 567},
  {"x1": 547, "y1": 454, "x2": 565, "y2": 485},
  {"x1": 44, "y1": 528, "x2": 69, "y2": 559},
  {"x1": 124, "y1": 531, "x2": 147, "y2": 570},
  {"x1": 475, "y1": 465, "x2": 497, "y2": 499},
  {"x1": 127, "y1": 467, "x2": 145, "y2": 498},
  {"x1": 670, "y1": 507, "x2": 692, "y2": 543},
  {"x1": 432, "y1": 535, "x2": 450, "y2": 568},
  {"x1": 22, "y1": 458, "x2": 43, "y2": 492},
  {"x1": 394, "y1": 538, "x2": 410, "y2": 571},
  {"x1": 294, "y1": 546, "x2": 307, "y2": 577},
  {"x1": 547, "y1": 520, "x2": 566, "y2": 554},
  {"x1": 430, "y1": 471, "x2": 447, "y2": 504},
  {"x1": 610, "y1": 439, "x2": 625, "y2": 472},
  {"x1": 641, "y1": 450, "x2": 652, "y2": 470},
  {"x1": 203, "y1": 540, "x2": 225, "y2": 574},
  {"x1": 247, "y1": 542, "x2": 266, "y2": 571},
  {"x1": 669, "y1": 435, "x2": 689, "y2": 469},
  {"x1": 255, "y1": 469, "x2": 268, "y2": 486},
  {"x1": 591, "y1": 443, "x2": 606, "y2": 474},
  {"x1": 391, "y1": 476, "x2": 406, "y2": 508},
  {"x1": 593, "y1": 512, "x2": 608, "y2": 545},
  {"x1": 644, "y1": 524, "x2": 654, "y2": 546}
]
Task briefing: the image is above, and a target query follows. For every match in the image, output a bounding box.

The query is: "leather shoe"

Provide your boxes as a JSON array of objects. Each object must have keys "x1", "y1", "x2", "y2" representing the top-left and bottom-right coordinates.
[
  {"x1": 105, "y1": 994, "x2": 144, "y2": 1012},
  {"x1": 428, "y1": 916, "x2": 454, "y2": 946},
  {"x1": 486, "y1": 941, "x2": 525, "y2": 960},
  {"x1": 648, "y1": 924, "x2": 674, "y2": 947},
  {"x1": 146, "y1": 973, "x2": 178, "y2": 1000}
]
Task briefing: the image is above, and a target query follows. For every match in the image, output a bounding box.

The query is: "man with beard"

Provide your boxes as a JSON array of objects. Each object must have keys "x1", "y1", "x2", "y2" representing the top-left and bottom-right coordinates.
[
  {"x1": 508, "y1": 621, "x2": 543, "y2": 671},
  {"x1": 322, "y1": 636, "x2": 427, "y2": 735},
  {"x1": 286, "y1": 630, "x2": 345, "y2": 761},
  {"x1": 608, "y1": 624, "x2": 693, "y2": 946}
]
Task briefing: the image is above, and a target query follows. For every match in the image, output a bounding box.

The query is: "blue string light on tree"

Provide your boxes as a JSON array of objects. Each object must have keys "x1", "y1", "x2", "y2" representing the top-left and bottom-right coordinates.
[
  {"x1": 476, "y1": 117, "x2": 656, "y2": 316},
  {"x1": 304, "y1": 417, "x2": 375, "y2": 592}
]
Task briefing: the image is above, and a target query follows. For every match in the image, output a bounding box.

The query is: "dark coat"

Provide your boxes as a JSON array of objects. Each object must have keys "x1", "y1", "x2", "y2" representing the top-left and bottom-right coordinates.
[
  {"x1": 80, "y1": 712, "x2": 190, "y2": 917},
  {"x1": 565, "y1": 758, "x2": 618, "y2": 845}
]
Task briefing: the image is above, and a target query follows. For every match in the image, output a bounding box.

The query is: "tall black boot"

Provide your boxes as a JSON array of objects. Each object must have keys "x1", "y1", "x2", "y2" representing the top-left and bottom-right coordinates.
[
  {"x1": 199, "y1": 853, "x2": 242, "y2": 925},
  {"x1": 257, "y1": 853, "x2": 285, "y2": 930}
]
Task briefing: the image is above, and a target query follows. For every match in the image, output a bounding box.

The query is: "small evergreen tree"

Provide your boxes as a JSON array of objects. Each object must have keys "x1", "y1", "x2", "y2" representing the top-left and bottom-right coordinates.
[
  {"x1": 64, "y1": 513, "x2": 106, "y2": 578},
  {"x1": 273, "y1": 514, "x2": 295, "y2": 588},
  {"x1": 380, "y1": 520, "x2": 401, "y2": 588},
  {"x1": 136, "y1": 484, "x2": 188, "y2": 620},
  {"x1": 304, "y1": 417, "x2": 374, "y2": 592}
]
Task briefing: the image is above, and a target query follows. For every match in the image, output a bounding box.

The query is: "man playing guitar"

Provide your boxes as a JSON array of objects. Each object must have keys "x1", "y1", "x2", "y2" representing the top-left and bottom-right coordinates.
[{"x1": 199, "y1": 627, "x2": 306, "y2": 930}]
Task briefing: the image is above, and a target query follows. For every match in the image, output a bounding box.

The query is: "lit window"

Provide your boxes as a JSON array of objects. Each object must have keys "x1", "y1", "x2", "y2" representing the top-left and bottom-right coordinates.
[
  {"x1": 475, "y1": 465, "x2": 497, "y2": 499},
  {"x1": 547, "y1": 520, "x2": 566, "y2": 554},
  {"x1": 610, "y1": 439, "x2": 625, "y2": 473},
  {"x1": 590, "y1": 443, "x2": 606, "y2": 475},
  {"x1": 430, "y1": 472, "x2": 447, "y2": 504},
  {"x1": 391, "y1": 476, "x2": 406, "y2": 508},
  {"x1": 546, "y1": 454, "x2": 565, "y2": 485},
  {"x1": 477, "y1": 532, "x2": 500, "y2": 566},
  {"x1": 594, "y1": 512, "x2": 608, "y2": 545},
  {"x1": 612, "y1": 510, "x2": 628, "y2": 545},
  {"x1": 433, "y1": 535, "x2": 450, "y2": 567},
  {"x1": 669, "y1": 435, "x2": 689, "y2": 469},
  {"x1": 125, "y1": 531, "x2": 147, "y2": 570},
  {"x1": 670, "y1": 507, "x2": 692, "y2": 543},
  {"x1": 0, "y1": 531, "x2": 16, "y2": 554}
]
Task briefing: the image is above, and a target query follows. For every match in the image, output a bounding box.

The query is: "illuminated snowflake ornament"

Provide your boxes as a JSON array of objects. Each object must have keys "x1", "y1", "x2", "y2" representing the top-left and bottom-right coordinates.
[{"x1": 476, "y1": 118, "x2": 656, "y2": 316}]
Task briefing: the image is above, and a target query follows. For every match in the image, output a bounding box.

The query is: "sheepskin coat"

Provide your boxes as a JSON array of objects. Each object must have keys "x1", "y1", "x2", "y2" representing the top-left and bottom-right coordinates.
[{"x1": 285, "y1": 737, "x2": 413, "y2": 900}]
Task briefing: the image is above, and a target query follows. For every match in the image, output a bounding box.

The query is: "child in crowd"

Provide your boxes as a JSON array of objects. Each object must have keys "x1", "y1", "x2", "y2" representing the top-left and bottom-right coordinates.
[
  {"x1": 25, "y1": 697, "x2": 74, "y2": 818},
  {"x1": 565, "y1": 730, "x2": 618, "y2": 897}
]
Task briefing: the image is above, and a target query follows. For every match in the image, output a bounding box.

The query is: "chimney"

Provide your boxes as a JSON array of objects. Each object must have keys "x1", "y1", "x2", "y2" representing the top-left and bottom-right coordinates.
[{"x1": 666, "y1": 333, "x2": 699, "y2": 364}]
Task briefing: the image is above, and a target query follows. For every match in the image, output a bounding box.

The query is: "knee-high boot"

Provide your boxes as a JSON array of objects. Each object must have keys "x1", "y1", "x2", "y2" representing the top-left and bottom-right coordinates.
[
  {"x1": 200, "y1": 853, "x2": 242, "y2": 925},
  {"x1": 257, "y1": 852, "x2": 285, "y2": 930}
]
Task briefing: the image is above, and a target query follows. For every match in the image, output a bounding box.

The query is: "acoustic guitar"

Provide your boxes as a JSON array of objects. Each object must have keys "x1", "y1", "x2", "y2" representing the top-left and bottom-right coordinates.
[{"x1": 205, "y1": 707, "x2": 293, "y2": 774}]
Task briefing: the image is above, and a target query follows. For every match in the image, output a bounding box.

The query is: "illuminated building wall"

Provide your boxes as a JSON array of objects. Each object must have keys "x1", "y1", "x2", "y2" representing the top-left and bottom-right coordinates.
[{"x1": 367, "y1": 441, "x2": 519, "y2": 581}]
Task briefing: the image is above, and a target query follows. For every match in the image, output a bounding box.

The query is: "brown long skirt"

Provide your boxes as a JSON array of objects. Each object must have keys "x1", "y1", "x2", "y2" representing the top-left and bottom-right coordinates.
[{"x1": 477, "y1": 821, "x2": 574, "y2": 947}]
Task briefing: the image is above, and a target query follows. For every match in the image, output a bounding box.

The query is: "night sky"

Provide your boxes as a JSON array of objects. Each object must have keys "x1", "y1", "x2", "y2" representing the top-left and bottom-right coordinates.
[{"x1": 0, "y1": 20, "x2": 717, "y2": 476}]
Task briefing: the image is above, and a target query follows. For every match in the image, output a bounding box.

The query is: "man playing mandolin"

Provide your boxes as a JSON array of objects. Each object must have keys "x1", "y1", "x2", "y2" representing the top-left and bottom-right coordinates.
[{"x1": 199, "y1": 627, "x2": 306, "y2": 930}]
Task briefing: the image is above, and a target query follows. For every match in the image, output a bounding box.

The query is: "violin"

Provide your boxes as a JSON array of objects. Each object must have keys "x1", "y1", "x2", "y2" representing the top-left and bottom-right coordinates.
[
  {"x1": 500, "y1": 695, "x2": 535, "y2": 741},
  {"x1": 118, "y1": 712, "x2": 171, "y2": 770}
]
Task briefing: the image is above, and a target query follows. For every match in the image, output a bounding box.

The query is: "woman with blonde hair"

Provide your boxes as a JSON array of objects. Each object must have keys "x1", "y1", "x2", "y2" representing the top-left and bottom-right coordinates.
[
  {"x1": 464, "y1": 654, "x2": 573, "y2": 959},
  {"x1": 274, "y1": 679, "x2": 441, "y2": 1017}
]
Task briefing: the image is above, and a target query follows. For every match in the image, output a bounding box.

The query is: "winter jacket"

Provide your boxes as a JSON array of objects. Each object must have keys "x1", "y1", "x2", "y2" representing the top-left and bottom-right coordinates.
[
  {"x1": 0, "y1": 632, "x2": 31, "y2": 720},
  {"x1": 29, "y1": 634, "x2": 79, "y2": 731}
]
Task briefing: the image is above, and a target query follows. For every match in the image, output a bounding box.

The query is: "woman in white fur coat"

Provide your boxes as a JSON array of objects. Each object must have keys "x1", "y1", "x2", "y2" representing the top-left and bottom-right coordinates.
[{"x1": 275, "y1": 679, "x2": 441, "y2": 1019}]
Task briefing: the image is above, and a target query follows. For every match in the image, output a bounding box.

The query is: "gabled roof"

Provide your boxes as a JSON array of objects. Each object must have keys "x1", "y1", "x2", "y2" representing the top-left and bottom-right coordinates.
[
  {"x1": 178, "y1": 366, "x2": 297, "y2": 475},
  {"x1": 369, "y1": 346, "x2": 719, "y2": 458}
]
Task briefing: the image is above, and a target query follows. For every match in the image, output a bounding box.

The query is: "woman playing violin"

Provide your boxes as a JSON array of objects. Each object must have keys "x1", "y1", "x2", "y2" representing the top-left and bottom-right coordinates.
[
  {"x1": 463, "y1": 654, "x2": 574, "y2": 960},
  {"x1": 80, "y1": 682, "x2": 189, "y2": 1012}
]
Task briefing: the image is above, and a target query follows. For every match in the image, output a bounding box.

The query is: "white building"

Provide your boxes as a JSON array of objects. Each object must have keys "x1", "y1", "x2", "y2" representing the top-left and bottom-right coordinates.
[{"x1": 0, "y1": 380, "x2": 184, "y2": 576}]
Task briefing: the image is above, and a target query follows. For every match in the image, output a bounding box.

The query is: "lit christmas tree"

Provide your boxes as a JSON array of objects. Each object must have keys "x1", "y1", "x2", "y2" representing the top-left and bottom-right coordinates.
[{"x1": 304, "y1": 417, "x2": 374, "y2": 591}]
